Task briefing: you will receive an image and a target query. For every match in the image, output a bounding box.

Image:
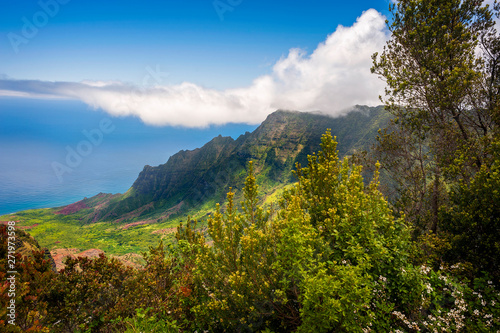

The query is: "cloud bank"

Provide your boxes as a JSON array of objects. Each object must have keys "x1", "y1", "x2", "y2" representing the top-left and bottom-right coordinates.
[{"x1": 0, "y1": 9, "x2": 388, "y2": 127}]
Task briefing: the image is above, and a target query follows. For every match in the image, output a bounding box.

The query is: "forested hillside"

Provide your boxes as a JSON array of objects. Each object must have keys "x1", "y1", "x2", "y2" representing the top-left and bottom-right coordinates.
[{"x1": 77, "y1": 106, "x2": 389, "y2": 224}]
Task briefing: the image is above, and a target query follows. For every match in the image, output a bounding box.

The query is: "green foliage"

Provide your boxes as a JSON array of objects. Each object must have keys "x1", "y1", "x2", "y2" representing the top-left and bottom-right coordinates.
[
  {"x1": 368, "y1": 1, "x2": 500, "y2": 330},
  {"x1": 123, "y1": 308, "x2": 179, "y2": 333},
  {"x1": 389, "y1": 266, "x2": 500, "y2": 332},
  {"x1": 371, "y1": 0, "x2": 500, "y2": 291},
  {"x1": 189, "y1": 163, "x2": 281, "y2": 331},
  {"x1": 371, "y1": 0, "x2": 500, "y2": 231},
  {"x1": 0, "y1": 225, "x2": 55, "y2": 332},
  {"x1": 38, "y1": 241, "x2": 189, "y2": 332},
  {"x1": 182, "y1": 132, "x2": 424, "y2": 332},
  {"x1": 181, "y1": 130, "x2": 500, "y2": 332},
  {"x1": 3, "y1": 208, "x2": 180, "y2": 257},
  {"x1": 44, "y1": 254, "x2": 136, "y2": 332},
  {"x1": 440, "y1": 139, "x2": 500, "y2": 282},
  {"x1": 292, "y1": 132, "x2": 421, "y2": 331}
]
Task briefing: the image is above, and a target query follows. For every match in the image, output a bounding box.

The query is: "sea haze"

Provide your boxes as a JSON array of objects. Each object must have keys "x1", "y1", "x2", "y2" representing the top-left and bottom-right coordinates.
[{"x1": 0, "y1": 97, "x2": 258, "y2": 215}]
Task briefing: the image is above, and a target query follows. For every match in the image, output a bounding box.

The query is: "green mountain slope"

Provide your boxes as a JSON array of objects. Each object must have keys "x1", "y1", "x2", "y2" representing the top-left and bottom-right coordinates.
[{"x1": 79, "y1": 106, "x2": 390, "y2": 224}]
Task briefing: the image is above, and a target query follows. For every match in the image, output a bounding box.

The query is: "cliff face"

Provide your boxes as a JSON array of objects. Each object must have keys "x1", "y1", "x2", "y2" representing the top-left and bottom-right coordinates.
[
  {"x1": 132, "y1": 135, "x2": 237, "y2": 201},
  {"x1": 81, "y1": 106, "x2": 389, "y2": 222}
]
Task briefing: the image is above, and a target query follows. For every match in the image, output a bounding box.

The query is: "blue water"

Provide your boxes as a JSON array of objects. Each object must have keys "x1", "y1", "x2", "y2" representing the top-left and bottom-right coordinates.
[{"x1": 0, "y1": 97, "x2": 257, "y2": 215}]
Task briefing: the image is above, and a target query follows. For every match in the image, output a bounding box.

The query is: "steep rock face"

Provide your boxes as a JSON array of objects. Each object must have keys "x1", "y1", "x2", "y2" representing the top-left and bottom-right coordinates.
[
  {"x1": 85, "y1": 106, "x2": 389, "y2": 222},
  {"x1": 132, "y1": 135, "x2": 237, "y2": 200}
]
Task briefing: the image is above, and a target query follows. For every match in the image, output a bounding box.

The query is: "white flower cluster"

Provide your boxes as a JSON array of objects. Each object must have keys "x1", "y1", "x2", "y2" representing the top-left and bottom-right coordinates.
[
  {"x1": 380, "y1": 270, "x2": 499, "y2": 331},
  {"x1": 420, "y1": 265, "x2": 431, "y2": 275},
  {"x1": 392, "y1": 311, "x2": 420, "y2": 331},
  {"x1": 438, "y1": 274, "x2": 448, "y2": 283},
  {"x1": 425, "y1": 283, "x2": 433, "y2": 294},
  {"x1": 484, "y1": 313, "x2": 494, "y2": 327}
]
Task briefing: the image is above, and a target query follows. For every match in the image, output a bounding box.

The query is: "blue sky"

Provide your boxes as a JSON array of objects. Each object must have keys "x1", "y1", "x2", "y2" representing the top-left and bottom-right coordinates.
[
  {"x1": 1, "y1": 1, "x2": 391, "y2": 88},
  {"x1": 0, "y1": 0, "x2": 395, "y2": 128}
]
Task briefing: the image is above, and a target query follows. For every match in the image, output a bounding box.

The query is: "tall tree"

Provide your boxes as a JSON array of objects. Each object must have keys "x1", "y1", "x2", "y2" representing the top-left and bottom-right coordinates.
[{"x1": 371, "y1": 0, "x2": 499, "y2": 232}]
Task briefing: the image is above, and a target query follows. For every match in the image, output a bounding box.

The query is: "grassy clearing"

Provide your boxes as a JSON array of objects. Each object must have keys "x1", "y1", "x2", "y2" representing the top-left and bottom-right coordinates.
[{"x1": 1, "y1": 208, "x2": 182, "y2": 256}]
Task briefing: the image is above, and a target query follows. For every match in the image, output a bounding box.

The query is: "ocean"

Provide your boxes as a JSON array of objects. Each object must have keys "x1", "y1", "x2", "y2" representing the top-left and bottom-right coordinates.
[{"x1": 0, "y1": 97, "x2": 257, "y2": 215}]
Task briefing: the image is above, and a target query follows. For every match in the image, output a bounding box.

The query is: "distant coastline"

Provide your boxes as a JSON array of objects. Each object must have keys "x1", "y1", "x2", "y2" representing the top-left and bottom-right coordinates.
[{"x1": 0, "y1": 98, "x2": 257, "y2": 217}]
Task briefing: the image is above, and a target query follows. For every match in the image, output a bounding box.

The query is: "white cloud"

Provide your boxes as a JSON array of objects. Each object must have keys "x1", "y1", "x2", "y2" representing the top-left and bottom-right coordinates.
[{"x1": 0, "y1": 9, "x2": 388, "y2": 127}]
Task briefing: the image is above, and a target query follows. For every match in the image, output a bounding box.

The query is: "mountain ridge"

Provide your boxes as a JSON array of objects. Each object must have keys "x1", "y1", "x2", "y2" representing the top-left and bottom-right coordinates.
[{"x1": 71, "y1": 106, "x2": 390, "y2": 224}]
